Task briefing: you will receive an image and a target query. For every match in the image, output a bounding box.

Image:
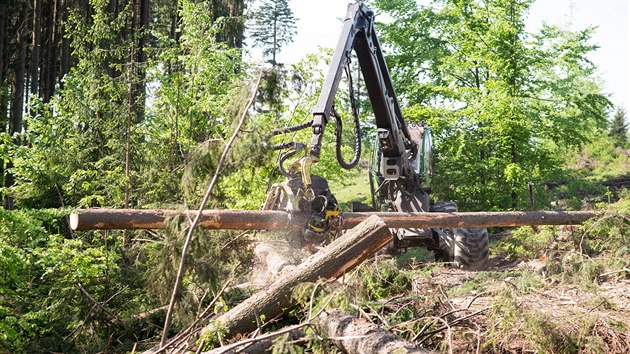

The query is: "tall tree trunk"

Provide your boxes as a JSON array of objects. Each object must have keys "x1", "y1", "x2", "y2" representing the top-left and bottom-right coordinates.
[
  {"x1": 49, "y1": 0, "x2": 60, "y2": 100},
  {"x1": 272, "y1": 17, "x2": 277, "y2": 65},
  {"x1": 12, "y1": 4, "x2": 28, "y2": 128},
  {"x1": 509, "y1": 0, "x2": 518, "y2": 209},
  {"x1": 60, "y1": 0, "x2": 71, "y2": 81},
  {"x1": 0, "y1": 3, "x2": 6, "y2": 204},
  {"x1": 4, "y1": 5, "x2": 28, "y2": 209},
  {"x1": 39, "y1": 0, "x2": 56, "y2": 102},
  {"x1": 31, "y1": 0, "x2": 42, "y2": 99}
]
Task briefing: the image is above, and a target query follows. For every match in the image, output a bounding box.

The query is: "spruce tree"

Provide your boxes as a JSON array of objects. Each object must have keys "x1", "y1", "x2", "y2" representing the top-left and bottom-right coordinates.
[
  {"x1": 609, "y1": 107, "x2": 628, "y2": 148},
  {"x1": 248, "y1": 0, "x2": 297, "y2": 65}
]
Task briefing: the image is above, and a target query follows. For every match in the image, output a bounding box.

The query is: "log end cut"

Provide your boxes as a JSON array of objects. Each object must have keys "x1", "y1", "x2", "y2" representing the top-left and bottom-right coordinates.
[{"x1": 69, "y1": 213, "x2": 80, "y2": 230}]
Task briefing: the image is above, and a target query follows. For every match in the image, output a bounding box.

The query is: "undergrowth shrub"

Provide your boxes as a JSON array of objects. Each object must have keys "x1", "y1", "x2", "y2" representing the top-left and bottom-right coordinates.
[
  {"x1": 0, "y1": 209, "x2": 125, "y2": 352},
  {"x1": 485, "y1": 287, "x2": 579, "y2": 353},
  {"x1": 544, "y1": 196, "x2": 629, "y2": 285},
  {"x1": 492, "y1": 225, "x2": 557, "y2": 261}
]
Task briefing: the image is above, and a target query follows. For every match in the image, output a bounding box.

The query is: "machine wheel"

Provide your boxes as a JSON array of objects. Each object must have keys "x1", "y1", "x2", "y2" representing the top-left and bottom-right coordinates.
[
  {"x1": 430, "y1": 201, "x2": 489, "y2": 271},
  {"x1": 452, "y1": 227, "x2": 489, "y2": 270}
]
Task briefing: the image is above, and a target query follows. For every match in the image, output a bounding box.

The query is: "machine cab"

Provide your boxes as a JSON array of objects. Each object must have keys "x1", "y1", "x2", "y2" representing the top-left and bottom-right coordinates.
[{"x1": 408, "y1": 123, "x2": 433, "y2": 189}]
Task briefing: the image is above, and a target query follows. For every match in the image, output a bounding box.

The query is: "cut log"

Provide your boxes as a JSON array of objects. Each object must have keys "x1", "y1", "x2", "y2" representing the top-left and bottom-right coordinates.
[
  {"x1": 70, "y1": 208, "x2": 599, "y2": 231},
  {"x1": 317, "y1": 309, "x2": 433, "y2": 354},
  {"x1": 69, "y1": 209, "x2": 308, "y2": 231},
  {"x1": 197, "y1": 215, "x2": 392, "y2": 341}
]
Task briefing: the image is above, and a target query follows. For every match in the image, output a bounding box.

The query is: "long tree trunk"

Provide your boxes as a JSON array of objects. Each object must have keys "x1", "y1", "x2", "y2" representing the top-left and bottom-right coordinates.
[
  {"x1": 0, "y1": 2, "x2": 6, "y2": 203},
  {"x1": 59, "y1": 0, "x2": 71, "y2": 81},
  {"x1": 193, "y1": 215, "x2": 392, "y2": 345},
  {"x1": 123, "y1": 0, "x2": 149, "y2": 209},
  {"x1": 40, "y1": 0, "x2": 60, "y2": 102},
  {"x1": 317, "y1": 309, "x2": 432, "y2": 354},
  {"x1": 4, "y1": 5, "x2": 28, "y2": 209},
  {"x1": 509, "y1": 0, "x2": 519, "y2": 209},
  {"x1": 30, "y1": 0, "x2": 42, "y2": 100},
  {"x1": 69, "y1": 208, "x2": 598, "y2": 230}
]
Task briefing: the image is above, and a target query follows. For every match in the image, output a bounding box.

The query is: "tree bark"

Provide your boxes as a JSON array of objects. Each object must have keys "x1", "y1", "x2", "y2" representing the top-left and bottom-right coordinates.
[
  {"x1": 4, "y1": 5, "x2": 28, "y2": 209},
  {"x1": 0, "y1": 3, "x2": 5, "y2": 87},
  {"x1": 317, "y1": 309, "x2": 433, "y2": 354},
  {"x1": 0, "y1": 2, "x2": 7, "y2": 203},
  {"x1": 196, "y1": 215, "x2": 392, "y2": 343},
  {"x1": 60, "y1": 0, "x2": 71, "y2": 81},
  {"x1": 47, "y1": 0, "x2": 59, "y2": 102},
  {"x1": 70, "y1": 208, "x2": 599, "y2": 231},
  {"x1": 30, "y1": 0, "x2": 42, "y2": 99}
]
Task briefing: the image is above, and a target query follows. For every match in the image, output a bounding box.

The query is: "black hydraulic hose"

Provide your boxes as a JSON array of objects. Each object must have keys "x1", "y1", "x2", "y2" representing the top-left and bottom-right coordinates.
[
  {"x1": 278, "y1": 144, "x2": 305, "y2": 178},
  {"x1": 333, "y1": 64, "x2": 362, "y2": 170}
]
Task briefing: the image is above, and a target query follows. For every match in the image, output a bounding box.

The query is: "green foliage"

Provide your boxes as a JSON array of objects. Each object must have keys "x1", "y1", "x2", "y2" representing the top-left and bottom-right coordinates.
[
  {"x1": 564, "y1": 128, "x2": 630, "y2": 182},
  {"x1": 358, "y1": 259, "x2": 413, "y2": 299},
  {"x1": 493, "y1": 226, "x2": 557, "y2": 261},
  {"x1": 141, "y1": 215, "x2": 252, "y2": 327},
  {"x1": 609, "y1": 107, "x2": 628, "y2": 148},
  {"x1": 0, "y1": 209, "x2": 131, "y2": 352},
  {"x1": 374, "y1": 0, "x2": 611, "y2": 211},
  {"x1": 486, "y1": 288, "x2": 580, "y2": 353},
  {"x1": 570, "y1": 197, "x2": 629, "y2": 256},
  {"x1": 2, "y1": 0, "x2": 250, "y2": 209},
  {"x1": 3, "y1": 0, "x2": 135, "y2": 208}
]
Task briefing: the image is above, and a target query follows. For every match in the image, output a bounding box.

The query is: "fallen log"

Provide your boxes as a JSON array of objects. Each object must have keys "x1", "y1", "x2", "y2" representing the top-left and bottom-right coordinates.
[
  {"x1": 317, "y1": 309, "x2": 433, "y2": 354},
  {"x1": 202, "y1": 327, "x2": 305, "y2": 354},
  {"x1": 204, "y1": 307, "x2": 433, "y2": 354},
  {"x1": 196, "y1": 215, "x2": 392, "y2": 343},
  {"x1": 70, "y1": 208, "x2": 598, "y2": 231}
]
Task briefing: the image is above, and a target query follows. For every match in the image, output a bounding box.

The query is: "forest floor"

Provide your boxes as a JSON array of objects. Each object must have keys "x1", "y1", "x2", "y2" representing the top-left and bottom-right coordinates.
[
  {"x1": 245, "y1": 216, "x2": 630, "y2": 353},
  {"x1": 416, "y1": 248, "x2": 630, "y2": 353}
]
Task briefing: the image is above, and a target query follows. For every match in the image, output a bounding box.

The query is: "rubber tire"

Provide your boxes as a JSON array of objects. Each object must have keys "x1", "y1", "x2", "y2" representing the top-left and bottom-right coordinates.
[
  {"x1": 452, "y1": 227, "x2": 489, "y2": 270},
  {"x1": 431, "y1": 201, "x2": 489, "y2": 271}
]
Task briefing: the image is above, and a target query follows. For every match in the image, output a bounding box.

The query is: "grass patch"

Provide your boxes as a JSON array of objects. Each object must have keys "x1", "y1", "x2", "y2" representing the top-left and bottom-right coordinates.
[
  {"x1": 395, "y1": 248, "x2": 431, "y2": 267},
  {"x1": 328, "y1": 167, "x2": 372, "y2": 210}
]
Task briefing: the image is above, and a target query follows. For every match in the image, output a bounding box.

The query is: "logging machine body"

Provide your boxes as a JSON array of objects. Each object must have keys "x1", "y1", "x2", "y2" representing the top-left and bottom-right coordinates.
[{"x1": 263, "y1": 2, "x2": 489, "y2": 269}]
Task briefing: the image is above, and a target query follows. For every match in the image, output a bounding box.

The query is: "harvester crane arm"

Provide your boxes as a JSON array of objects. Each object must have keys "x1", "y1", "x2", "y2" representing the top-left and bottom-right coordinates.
[{"x1": 310, "y1": 2, "x2": 412, "y2": 183}]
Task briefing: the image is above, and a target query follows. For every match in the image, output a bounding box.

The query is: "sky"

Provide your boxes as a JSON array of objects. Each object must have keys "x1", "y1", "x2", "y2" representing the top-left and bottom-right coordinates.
[{"x1": 246, "y1": 0, "x2": 629, "y2": 113}]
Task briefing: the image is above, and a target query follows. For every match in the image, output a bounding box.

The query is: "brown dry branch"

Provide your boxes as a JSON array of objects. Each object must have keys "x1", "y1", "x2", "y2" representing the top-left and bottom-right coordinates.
[
  {"x1": 203, "y1": 322, "x2": 310, "y2": 354},
  {"x1": 160, "y1": 71, "x2": 265, "y2": 348},
  {"x1": 148, "y1": 279, "x2": 233, "y2": 354},
  {"x1": 414, "y1": 307, "x2": 490, "y2": 345}
]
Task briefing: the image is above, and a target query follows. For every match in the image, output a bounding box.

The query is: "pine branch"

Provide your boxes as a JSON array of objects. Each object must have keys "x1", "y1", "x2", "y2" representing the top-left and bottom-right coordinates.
[{"x1": 159, "y1": 70, "x2": 265, "y2": 348}]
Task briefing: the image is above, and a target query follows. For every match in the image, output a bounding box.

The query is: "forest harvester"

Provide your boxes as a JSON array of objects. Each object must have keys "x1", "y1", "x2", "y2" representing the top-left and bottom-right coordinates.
[{"x1": 263, "y1": 2, "x2": 489, "y2": 270}]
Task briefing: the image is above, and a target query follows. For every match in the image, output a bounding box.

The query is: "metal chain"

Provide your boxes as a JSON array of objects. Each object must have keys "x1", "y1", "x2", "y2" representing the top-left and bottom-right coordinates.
[{"x1": 263, "y1": 120, "x2": 314, "y2": 151}]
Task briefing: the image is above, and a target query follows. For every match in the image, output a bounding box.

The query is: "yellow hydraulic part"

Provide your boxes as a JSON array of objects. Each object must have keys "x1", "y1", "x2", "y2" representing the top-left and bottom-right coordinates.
[
  {"x1": 307, "y1": 224, "x2": 326, "y2": 233},
  {"x1": 288, "y1": 151, "x2": 315, "y2": 201},
  {"x1": 325, "y1": 210, "x2": 340, "y2": 219},
  {"x1": 307, "y1": 208, "x2": 340, "y2": 233}
]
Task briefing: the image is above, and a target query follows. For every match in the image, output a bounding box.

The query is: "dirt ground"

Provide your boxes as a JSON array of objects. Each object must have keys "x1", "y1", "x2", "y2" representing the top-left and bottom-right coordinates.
[{"x1": 410, "y1": 252, "x2": 630, "y2": 353}]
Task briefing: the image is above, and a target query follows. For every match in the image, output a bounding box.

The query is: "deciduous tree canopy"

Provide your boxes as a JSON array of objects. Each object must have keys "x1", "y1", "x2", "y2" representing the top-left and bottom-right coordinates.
[{"x1": 373, "y1": 0, "x2": 611, "y2": 210}]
